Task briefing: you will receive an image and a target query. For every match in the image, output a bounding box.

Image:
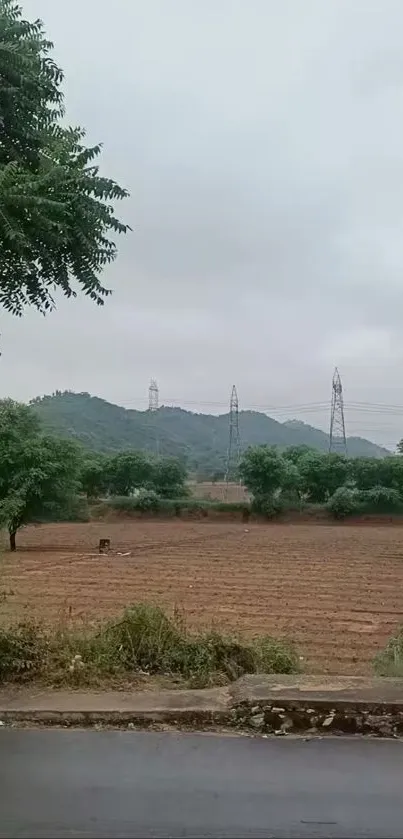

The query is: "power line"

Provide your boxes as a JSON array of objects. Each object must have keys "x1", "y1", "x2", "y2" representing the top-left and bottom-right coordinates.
[{"x1": 126, "y1": 394, "x2": 403, "y2": 415}]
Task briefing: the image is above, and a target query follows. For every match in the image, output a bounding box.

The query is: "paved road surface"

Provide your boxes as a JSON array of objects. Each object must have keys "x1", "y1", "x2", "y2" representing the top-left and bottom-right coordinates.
[{"x1": 1, "y1": 730, "x2": 403, "y2": 838}]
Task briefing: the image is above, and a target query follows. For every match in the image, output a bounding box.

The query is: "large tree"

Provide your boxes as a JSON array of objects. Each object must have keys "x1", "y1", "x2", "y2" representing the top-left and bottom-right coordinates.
[
  {"x1": 0, "y1": 399, "x2": 81, "y2": 549},
  {"x1": 0, "y1": 0, "x2": 129, "y2": 315}
]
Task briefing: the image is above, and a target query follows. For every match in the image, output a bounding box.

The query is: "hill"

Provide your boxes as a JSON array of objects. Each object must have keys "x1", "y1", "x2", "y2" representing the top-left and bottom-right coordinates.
[{"x1": 30, "y1": 391, "x2": 390, "y2": 475}]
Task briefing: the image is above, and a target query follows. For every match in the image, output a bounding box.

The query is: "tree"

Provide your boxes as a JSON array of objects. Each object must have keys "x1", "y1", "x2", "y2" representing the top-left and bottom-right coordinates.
[
  {"x1": 239, "y1": 445, "x2": 299, "y2": 503},
  {"x1": 283, "y1": 445, "x2": 314, "y2": 466},
  {"x1": 150, "y1": 457, "x2": 187, "y2": 498},
  {"x1": 350, "y1": 456, "x2": 403, "y2": 494},
  {"x1": 0, "y1": 400, "x2": 80, "y2": 549},
  {"x1": 106, "y1": 452, "x2": 152, "y2": 496},
  {"x1": 297, "y1": 451, "x2": 349, "y2": 503},
  {"x1": 0, "y1": 0, "x2": 129, "y2": 315},
  {"x1": 79, "y1": 453, "x2": 109, "y2": 499}
]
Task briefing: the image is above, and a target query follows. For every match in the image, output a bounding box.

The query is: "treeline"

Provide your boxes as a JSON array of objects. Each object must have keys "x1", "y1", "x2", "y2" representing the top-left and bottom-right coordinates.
[
  {"x1": 80, "y1": 451, "x2": 186, "y2": 500},
  {"x1": 239, "y1": 445, "x2": 403, "y2": 518}
]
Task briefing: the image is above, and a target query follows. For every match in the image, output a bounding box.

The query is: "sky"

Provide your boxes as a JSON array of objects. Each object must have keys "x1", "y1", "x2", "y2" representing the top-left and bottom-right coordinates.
[{"x1": 3, "y1": 0, "x2": 403, "y2": 448}]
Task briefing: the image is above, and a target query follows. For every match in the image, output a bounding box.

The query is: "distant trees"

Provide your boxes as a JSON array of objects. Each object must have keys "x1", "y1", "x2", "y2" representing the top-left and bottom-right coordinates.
[
  {"x1": 0, "y1": 0, "x2": 129, "y2": 316},
  {"x1": 240, "y1": 444, "x2": 403, "y2": 518},
  {"x1": 0, "y1": 400, "x2": 81, "y2": 549},
  {"x1": 79, "y1": 451, "x2": 188, "y2": 500}
]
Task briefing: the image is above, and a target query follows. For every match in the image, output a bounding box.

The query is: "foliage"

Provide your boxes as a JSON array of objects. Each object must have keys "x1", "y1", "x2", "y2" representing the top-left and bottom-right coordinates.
[
  {"x1": 0, "y1": 620, "x2": 48, "y2": 680},
  {"x1": 106, "y1": 451, "x2": 152, "y2": 496},
  {"x1": 132, "y1": 489, "x2": 160, "y2": 512},
  {"x1": 240, "y1": 446, "x2": 295, "y2": 500},
  {"x1": 359, "y1": 486, "x2": 403, "y2": 515},
  {"x1": 150, "y1": 456, "x2": 187, "y2": 498},
  {"x1": 84, "y1": 450, "x2": 188, "y2": 499},
  {"x1": 31, "y1": 392, "x2": 388, "y2": 475},
  {"x1": 0, "y1": 603, "x2": 299, "y2": 686},
  {"x1": 0, "y1": 399, "x2": 81, "y2": 548},
  {"x1": 326, "y1": 486, "x2": 361, "y2": 519},
  {"x1": 327, "y1": 485, "x2": 403, "y2": 520},
  {"x1": 98, "y1": 496, "x2": 249, "y2": 518},
  {"x1": 79, "y1": 453, "x2": 110, "y2": 499},
  {"x1": 0, "y1": 0, "x2": 129, "y2": 315},
  {"x1": 374, "y1": 629, "x2": 403, "y2": 677},
  {"x1": 297, "y1": 451, "x2": 350, "y2": 503},
  {"x1": 350, "y1": 457, "x2": 403, "y2": 495}
]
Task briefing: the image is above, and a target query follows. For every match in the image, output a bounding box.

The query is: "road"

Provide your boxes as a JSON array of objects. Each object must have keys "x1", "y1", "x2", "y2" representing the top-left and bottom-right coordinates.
[{"x1": 1, "y1": 730, "x2": 403, "y2": 838}]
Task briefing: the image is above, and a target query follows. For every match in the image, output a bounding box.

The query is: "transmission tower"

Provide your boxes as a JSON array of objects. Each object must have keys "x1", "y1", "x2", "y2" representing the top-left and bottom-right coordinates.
[
  {"x1": 224, "y1": 385, "x2": 241, "y2": 491},
  {"x1": 148, "y1": 379, "x2": 159, "y2": 412},
  {"x1": 148, "y1": 379, "x2": 160, "y2": 455},
  {"x1": 329, "y1": 367, "x2": 347, "y2": 455}
]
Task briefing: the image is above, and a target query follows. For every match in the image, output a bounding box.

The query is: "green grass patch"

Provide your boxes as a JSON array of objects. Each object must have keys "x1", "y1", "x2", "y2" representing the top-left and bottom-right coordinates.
[
  {"x1": 373, "y1": 629, "x2": 403, "y2": 677},
  {"x1": 0, "y1": 603, "x2": 299, "y2": 688}
]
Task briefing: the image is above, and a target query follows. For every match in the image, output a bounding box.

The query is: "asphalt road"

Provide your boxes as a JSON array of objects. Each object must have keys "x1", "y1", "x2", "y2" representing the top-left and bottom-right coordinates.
[{"x1": 1, "y1": 730, "x2": 403, "y2": 838}]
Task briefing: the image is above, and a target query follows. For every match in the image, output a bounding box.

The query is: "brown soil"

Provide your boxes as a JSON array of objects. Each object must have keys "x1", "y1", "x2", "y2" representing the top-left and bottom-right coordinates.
[
  {"x1": 2, "y1": 520, "x2": 403, "y2": 676},
  {"x1": 190, "y1": 481, "x2": 250, "y2": 502}
]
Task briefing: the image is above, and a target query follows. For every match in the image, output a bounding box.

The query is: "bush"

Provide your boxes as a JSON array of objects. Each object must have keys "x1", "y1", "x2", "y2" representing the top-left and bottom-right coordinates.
[
  {"x1": 0, "y1": 604, "x2": 299, "y2": 687},
  {"x1": 326, "y1": 486, "x2": 361, "y2": 519},
  {"x1": 359, "y1": 486, "x2": 403, "y2": 515},
  {"x1": 102, "y1": 604, "x2": 299, "y2": 685},
  {"x1": 251, "y1": 494, "x2": 283, "y2": 518},
  {"x1": 0, "y1": 621, "x2": 48, "y2": 680},
  {"x1": 134, "y1": 489, "x2": 161, "y2": 512},
  {"x1": 373, "y1": 629, "x2": 403, "y2": 677},
  {"x1": 101, "y1": 496, "x2": 249, "y2": 518}
]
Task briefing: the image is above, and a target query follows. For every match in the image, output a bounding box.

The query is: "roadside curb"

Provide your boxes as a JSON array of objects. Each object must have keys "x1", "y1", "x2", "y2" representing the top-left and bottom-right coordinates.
[{"x1": 2, "y1": 675, "x2": 403, "y2": 736}]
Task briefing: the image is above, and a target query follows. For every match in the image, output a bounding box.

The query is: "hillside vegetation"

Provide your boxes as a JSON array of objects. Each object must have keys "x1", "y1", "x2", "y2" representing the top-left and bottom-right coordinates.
[{"x1": 31, "y1": 391, "x2": 389, "y2": 475}]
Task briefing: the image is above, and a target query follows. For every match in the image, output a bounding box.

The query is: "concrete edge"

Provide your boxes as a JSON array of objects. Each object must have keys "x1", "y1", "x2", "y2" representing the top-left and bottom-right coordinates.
[
  {"x1": 0, "y1": 708, "x2": 233, "y2": 730},
  {"x1": 2, "y1": 676, "x2": 403, "y2": 737}
]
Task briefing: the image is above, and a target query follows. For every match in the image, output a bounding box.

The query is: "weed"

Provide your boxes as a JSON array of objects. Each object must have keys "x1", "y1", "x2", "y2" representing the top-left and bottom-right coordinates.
[
  {"x1": 373, "y1": 629, "x2": 403, "y2": 677},
  {"x1": 0, "y1": 603, "x2": 299, "y2": 687}
]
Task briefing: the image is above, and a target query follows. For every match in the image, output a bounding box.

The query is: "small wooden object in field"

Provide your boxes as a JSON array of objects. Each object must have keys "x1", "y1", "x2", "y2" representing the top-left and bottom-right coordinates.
[{"x1": 99, "y1": 538, "x2": 111, "y2": 554}]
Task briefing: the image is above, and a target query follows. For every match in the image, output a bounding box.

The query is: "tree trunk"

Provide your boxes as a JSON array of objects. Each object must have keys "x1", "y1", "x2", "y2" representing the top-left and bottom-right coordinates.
[{"x1": 9, "y1": 530, "x2": 16, "y2": 552}]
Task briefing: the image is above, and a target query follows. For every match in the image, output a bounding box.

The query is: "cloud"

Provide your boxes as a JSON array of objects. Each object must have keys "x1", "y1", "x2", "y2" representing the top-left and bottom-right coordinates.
[{"x1": 4, "y1": 0, "x2": 403, "y2": 447}]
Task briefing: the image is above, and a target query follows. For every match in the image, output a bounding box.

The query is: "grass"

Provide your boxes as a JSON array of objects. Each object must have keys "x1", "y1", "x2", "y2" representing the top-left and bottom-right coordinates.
[
  {"x1": 0, "y1": 603, "x2": 299, "y2": 688},
  {"x1": 373, "y1": 629, "x2": 403, "y2": 677}
]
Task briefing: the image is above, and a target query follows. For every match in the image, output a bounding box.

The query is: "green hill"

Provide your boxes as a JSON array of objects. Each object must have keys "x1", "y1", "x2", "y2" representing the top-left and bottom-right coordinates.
[{"x1": 30, "y1": 391, "x2": 390, "y2": 475}]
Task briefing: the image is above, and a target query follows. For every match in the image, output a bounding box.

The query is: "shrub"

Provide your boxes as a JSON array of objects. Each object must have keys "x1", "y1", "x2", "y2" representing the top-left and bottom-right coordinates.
[
  {"x1": 251, "y1": 494, "x2": 283, "y2": 518},
  {"x1": 0, "y1": 604, "x2": 300, "y2": 687},
  {"x1": 0, "y1": 621, "x2": 48, "y2": 680},
  {"x1": 359, "y1": 486, "x2": 403, "y2": 515},
  {"x1": 134, "y1": 489, "x2": 161, "y2": 512},
  {"x1": 326, "y1": 486, "x2": 361, "y2": 519},
  {"x1": 373, "y1": 629, "x2": 403, "y2": 677},
  {"x1": 102, "y1": 496, "x2": 249, "y2": 518},
  {"x1": 102, "y1": 604, "x2": 299, "y2": 685}
]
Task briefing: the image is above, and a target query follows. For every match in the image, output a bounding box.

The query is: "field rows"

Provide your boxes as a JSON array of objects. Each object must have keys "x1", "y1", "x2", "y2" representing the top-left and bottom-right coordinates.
[{"x1": 2, "y1": 521, "x2": 403, "y2": 674}]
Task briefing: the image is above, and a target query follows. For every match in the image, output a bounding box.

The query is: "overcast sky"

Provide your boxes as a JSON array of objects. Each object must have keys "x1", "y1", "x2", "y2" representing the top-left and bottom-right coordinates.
[{"x1": 4, "y1": 0, "x2": 403, "y2": 447}]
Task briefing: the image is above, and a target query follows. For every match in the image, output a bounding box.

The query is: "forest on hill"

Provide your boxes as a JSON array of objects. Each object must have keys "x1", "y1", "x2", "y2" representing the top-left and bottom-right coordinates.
[{"x1": 30, "y1": 392, "x2": 389, "y2": 477}]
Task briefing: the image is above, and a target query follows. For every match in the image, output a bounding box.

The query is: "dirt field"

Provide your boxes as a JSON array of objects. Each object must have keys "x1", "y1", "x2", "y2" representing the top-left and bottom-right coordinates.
[
  {"x1": 190, "y1": 481, "x2": 249, "y2": 502},
  {"x1": 2, "y1": 520, "x2": 403, "y2": 675}
]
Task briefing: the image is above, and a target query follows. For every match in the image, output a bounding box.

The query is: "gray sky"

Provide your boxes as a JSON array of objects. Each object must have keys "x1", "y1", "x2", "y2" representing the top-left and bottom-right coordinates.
[{"x1": 4, "y1": 0, "x2": 403, "y2": 447}]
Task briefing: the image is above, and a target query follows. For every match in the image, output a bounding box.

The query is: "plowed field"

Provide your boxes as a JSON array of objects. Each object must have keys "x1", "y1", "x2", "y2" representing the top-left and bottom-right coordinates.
[{"x1": 2, "y1": 520, "x2": 403, "y2": 674}]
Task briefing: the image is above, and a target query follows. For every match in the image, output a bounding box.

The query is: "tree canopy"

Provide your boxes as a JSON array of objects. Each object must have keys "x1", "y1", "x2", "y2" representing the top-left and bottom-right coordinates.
[
  {"x1": 240, "y1": 443, "x2": 403, "y2": 518},
  {"x1": 0, "y1": 399, "x2": 81, "y2": 549},
  {"x1": 0, "y1": 0, "x2": 129, "y2": 315}
]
